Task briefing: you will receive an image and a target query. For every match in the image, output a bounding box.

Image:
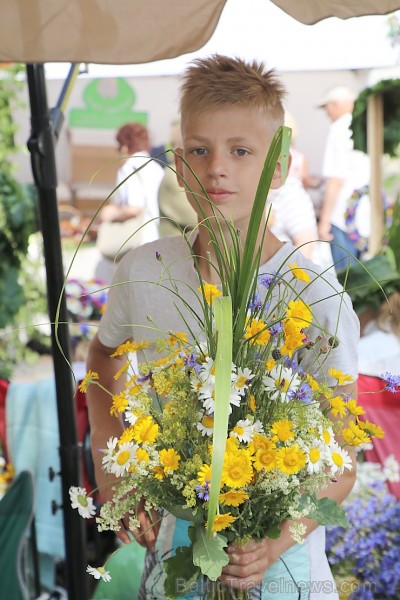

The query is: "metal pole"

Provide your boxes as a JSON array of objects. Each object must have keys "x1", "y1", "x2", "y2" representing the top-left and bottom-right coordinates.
[{"x1": 26, "y1": 63, "x2": 89, "y2": 600}]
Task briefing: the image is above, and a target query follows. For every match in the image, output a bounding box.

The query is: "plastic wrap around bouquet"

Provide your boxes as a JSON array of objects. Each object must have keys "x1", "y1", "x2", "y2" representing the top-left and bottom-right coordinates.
[{"x1": 69, "y1": 127, "x2": 384, "y2": 598}]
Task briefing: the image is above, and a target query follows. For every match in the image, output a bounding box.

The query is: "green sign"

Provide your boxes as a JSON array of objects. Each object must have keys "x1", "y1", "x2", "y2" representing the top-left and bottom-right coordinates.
[{"x1": 69, "y1": 78, "x2": 147, "y2": 129}]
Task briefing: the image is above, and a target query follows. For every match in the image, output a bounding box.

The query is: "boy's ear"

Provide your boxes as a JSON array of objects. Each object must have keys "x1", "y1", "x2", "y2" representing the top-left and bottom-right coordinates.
[
  {"x1": 269, "y1": 153, "x2": 292, "y2": 190},
  {"x1": 174, "y1": 148, "x2": 185, "y2": 188}
]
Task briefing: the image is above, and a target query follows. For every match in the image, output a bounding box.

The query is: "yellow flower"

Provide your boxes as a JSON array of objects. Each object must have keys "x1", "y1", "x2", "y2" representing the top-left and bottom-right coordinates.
[
  {"x1": 285, "y1": 300, "x2": 312, "y2": 328},
  {"x1": 136, "y1": 448, "x2": 150, "y2": 463},
  {"x1": 281, "y1": 319, "x2": 306, "y2": 357},
  {"x1": 305, "y1": 374, "x2": 320, "y2": 392},
  {"x1": 78, "y1": 370, "x2": 99, "y2": 393},
  {"x1": 276, "y1": 445, "x2": 306, "y2": 475},
  {"x1": 222, "y1": 451, "x2": 253, "y2": 488},
  {"x1": 113, "y1": 362, "x2": 130, "y2": 381},
  {"x1": 265, "y1": 358, "x2": 276, "y2": 371},
  {"x1": 211, "y1": 512, "x2": 236, "y2": 532},
  {"x1": 110, "y1": 340, "x2": 150, "y2": 357},
  {"x1": 119, "y1": 426, "x2": 135, "y2": 443},
  {"x1": 248, "y1": 433, "x2": 275, "y2": 454},
  {"x1": 288, "y1": 262, "x2": 311, "y2": 283},
  {"x1": 329, "y1": 396, "x2": 347, "y2": 418},
  {"x1": 219, "y1": 490, "x2": 249, "y2": 506},
  {"x1": 321, "y1": 427, "x2": 333, "y2": 445},
  {"x1": 153, "y1": 466, "x2": 165, "y2": 480},
  {"x1": 358, "y1": 420, "x2": 384, "y2": 439},
  {"x1": 327, "y1": 368, "x2": 354, "y2": 385},
  {"x1": 159, "y1": 448, "x2": 181, "y2": 474},
  {"x1": 271, "y1": 419, "x2": 295, "y2": 443},
  {"x1": 244, "y1": 317, "x2": 271, "y2": 346},
  {"x1": 198, "y1": 463, "x2": 212, "y2": 485},
  {"x1": 253, "y1": 448, "x2": 277, "y2": 472},
  {"x1": 110, "y1": 392, "x2": 129, "y2": 417},
  {"x1": 133, "y1": 416, "x2": 159, "y2": 445},
  {"x1": 346, "y1": 399, "x2": 365, "y2": 417},
  {"x1": 342, "y1": 422, "x2": 370, "y2": 446},
  {"x1": 248, "y1": 394, "x2": 256, "y2": 413},
  {"x1": 199, "y1": 282, "x2": 222, "y2": 305},
  {"x1": 167, "y1": 332, "x2": 188, "y2": 346}
]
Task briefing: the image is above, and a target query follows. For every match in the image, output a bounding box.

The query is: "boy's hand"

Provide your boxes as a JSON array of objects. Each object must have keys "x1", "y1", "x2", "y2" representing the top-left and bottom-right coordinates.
[
  {"x1": 118, "y1": 499, "x2": 160, "y2": 552},
  {"x1": 219, "y1": 538, "x2": 277, "y2": 590}
]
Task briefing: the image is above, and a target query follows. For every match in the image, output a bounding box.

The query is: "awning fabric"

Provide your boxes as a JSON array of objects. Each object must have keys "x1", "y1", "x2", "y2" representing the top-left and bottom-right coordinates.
[{"x1": 1, "y1": 0, "x2": 400, "y2": 64}]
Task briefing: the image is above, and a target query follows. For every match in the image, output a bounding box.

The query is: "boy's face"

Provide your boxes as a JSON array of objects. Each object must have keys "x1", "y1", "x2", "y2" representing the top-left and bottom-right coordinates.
[{"x1": 175, "y1": 106, "x2": 284, "y2": 228}]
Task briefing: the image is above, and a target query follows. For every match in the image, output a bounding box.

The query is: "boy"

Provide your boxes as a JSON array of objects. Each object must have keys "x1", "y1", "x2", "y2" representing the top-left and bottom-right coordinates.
[{"x1": 86, "y1": 55, "x2": 358, "y2": 599}]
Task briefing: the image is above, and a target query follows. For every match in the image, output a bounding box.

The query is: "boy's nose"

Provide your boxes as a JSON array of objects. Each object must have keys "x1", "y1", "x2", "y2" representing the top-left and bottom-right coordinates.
[{"x1": 207, "y1": 152, "x2": 227, "y2": 178}]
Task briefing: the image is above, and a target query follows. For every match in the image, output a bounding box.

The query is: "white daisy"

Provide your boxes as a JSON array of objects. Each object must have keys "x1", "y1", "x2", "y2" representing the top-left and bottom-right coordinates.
[
  {"x1": 262, "y1": 365, "x2": 300, "y2": 402},
  {"x1": 252, "y1": 419, "x2": 264, "y2": 435},
  {"x1": 110, "y1": 442, "x2": 138, "y2": 477},
  {"x1": 196, "y1": 411, "x2": 214, "y2": 436},
  {"x1": 101, "y1": 436, "x2": 119, "y2": 470},
  {"x1": 69, "y1": 487, "x2": 96, "y2": 519},
  {"x1": 86, "y1": 565, "x2": 112, "y2": 582},
  {"x1": 198, "y1": 357, "x2": 216, "y2": 384},
  {"x1": 233, "y1": 367, "x2": 255, "y2": 395},
  {"x1": 124, "y1": 399, "x2": 142, "y2": 425},
  {"x1": 230, "y1": 419, "x2": 254, "y2": 443},
  {"x1": 327, "y1": 443, "x2": 353, "y2": 476},
  {"x1": 305, "y1": 440, "x2": 327, "y2": 474},
  {"x1": 319, "y1": 425, "x2": 336, "y2": 447}
]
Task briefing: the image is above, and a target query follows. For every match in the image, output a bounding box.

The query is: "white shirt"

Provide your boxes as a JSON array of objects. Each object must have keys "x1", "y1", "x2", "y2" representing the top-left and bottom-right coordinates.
[
  {"x1": 114, "y1": 151, "x2": 165, "y2": 243},
  {"x1": 358, "y1": 320, "x2": 400, "y2": 377},
  {"x1": 322, "y1": 113, "x2": 370, "y2": 231}
]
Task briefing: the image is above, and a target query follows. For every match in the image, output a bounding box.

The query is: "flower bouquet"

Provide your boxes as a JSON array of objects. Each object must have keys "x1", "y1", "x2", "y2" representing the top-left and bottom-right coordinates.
[{"x1": 70, "y1": 127, "x2": 384, "y2": 596}]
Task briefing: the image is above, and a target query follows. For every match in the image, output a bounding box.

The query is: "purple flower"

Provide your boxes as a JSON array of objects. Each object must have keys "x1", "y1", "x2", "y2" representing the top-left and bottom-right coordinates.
[
  {"x1": 181, "y1": 351, "x2": 201, "y2": 373},
  {"x1": 248, "y1": 292, "x2": 262, "y2": 311},
  {"x1": 269, "y1": 322, "x2": 283, "y2": 337},
  {"x1": 258, "y1": 271, "x2": 280, "y2": 289},
  {"x1": 195, "y1": 481, "x2": 210, "y2": 502},
  {"x1": 288, "y1": 382, "x2": 313, "y2": 404},
  {"x1": 381, "y1": 372, "x2": 400, "y2": 393}
]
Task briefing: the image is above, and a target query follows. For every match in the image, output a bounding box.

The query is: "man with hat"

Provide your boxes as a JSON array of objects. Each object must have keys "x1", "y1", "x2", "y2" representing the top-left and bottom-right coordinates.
[{"x1": 317, "y1": 86, "x2": 370, "y2": 270}]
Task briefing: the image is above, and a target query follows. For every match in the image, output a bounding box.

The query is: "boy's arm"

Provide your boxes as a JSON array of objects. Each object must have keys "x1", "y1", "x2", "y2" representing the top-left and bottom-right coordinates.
[
  {"x1": 85, "y1": 333, "x2": 159, "y2": 550},
  {"x1": 220, "y1": 382, "x2": 357, "y2": 590}
]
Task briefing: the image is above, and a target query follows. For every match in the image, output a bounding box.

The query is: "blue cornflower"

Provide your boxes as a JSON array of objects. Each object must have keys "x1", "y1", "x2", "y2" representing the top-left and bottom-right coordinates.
[
  {"x1": 269, "y1": 322, "x2": 283, "y2": 337},
  {"x1": 381, "y1": 371, "x2": 400, "y2": 393},
  {"x1": 195, "y1": 481, "x2": 210, "y2": 502},
  {"x1": 181, "y1": 351, "x2": 201, "y2": 373},
  {"x1": 248, "y1": 292, "x2": 262, "y2": 311},
  {"x1": 258, "y1": 271, "x2": 280, "y2": 289},
  {"x1": 288, "y1": 382, "x2": 313, "y2": 404}
]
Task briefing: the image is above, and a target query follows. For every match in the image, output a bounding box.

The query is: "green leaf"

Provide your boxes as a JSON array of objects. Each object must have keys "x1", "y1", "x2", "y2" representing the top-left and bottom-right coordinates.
[
  {"x1": 207, "y1": 296, "x2": 232, "y2": 536},
  {"x1": 308, "y1": 497, "x2": 349, "y2": 528},
  {"x1": 193, "y1": 527, "x2": 229, "y2": 581},
  {"x1": 164, "y1": 546, "x2": 200, "y2": 599}
]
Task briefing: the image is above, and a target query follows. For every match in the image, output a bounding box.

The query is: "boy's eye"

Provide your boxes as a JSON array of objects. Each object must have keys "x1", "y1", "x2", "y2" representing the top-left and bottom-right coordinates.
[
  {"x1": 191, "y1": 147, "x2": 207, "y2": 156},
  {"x1": 234, "y1": 148, "x2": 249, "y2": 156}
]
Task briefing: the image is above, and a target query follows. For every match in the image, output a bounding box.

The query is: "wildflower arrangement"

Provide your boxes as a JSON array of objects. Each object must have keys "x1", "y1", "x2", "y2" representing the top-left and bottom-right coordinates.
[
  {"x1": 326, "y1": 456, "x2": 400, "y2": 600},
  {"x1": 70, "y1": 127, "x2": 385, "y2": 596}
]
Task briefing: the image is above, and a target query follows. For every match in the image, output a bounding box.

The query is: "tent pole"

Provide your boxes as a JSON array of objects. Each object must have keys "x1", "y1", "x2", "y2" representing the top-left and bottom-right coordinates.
[{"x1": 26, "y1": 63, "x2": 89, "y2": 600}]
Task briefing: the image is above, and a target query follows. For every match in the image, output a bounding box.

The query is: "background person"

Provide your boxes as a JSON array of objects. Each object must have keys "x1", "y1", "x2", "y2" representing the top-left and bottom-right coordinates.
[
  {"x1": 317, "y1": 86, "x2": 370, "y2": 270},
  {"x1": 100, "y1": 122, "x2": 164, "y2": 244}
]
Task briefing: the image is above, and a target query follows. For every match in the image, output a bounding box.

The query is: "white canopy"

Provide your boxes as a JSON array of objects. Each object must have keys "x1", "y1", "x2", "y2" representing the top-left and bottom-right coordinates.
[{"x1": 2, "y1": 0, "x2": 400, "y2": 64}]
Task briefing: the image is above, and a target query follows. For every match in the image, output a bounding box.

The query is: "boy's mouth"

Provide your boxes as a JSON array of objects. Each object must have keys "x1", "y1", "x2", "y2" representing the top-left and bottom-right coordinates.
[{"x1": 206, "y1": 188, "x2": 233, "y2": 203}]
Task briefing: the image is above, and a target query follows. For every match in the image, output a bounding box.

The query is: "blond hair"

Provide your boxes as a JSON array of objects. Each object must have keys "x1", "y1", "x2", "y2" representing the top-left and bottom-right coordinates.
[
  {"x1": 179, "y1": 55, "x2": 286, "y2": 135},
  {"x1": 376, "y1": 291, "x2": 400, "y2": 338}
]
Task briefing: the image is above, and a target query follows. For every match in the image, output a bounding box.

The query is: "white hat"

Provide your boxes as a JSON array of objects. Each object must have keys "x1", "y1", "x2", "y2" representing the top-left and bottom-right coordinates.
[{"x1": 317, "y1": 86, "x2": 355, "y2": 107}]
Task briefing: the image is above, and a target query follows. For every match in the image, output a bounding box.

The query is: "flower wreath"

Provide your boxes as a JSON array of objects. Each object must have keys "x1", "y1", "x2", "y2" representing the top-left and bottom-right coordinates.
[{"x1": 344, "y1": 185, "x2": 388, "y2": 253}]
